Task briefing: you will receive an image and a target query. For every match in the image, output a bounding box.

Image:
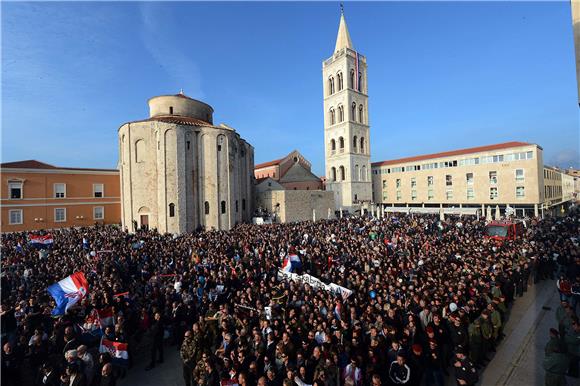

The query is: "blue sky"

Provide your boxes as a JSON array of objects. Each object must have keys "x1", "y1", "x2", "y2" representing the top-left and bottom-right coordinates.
[{"x1": 2, "y1": 1, "x2": 579, "y2": 175}]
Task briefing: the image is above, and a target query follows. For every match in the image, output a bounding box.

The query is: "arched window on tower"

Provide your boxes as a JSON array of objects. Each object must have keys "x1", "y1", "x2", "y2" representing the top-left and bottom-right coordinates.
[
  {"x1": 338, "y1": 105, "x2": 344, "y2": 122},
  {"x1": 358, "y1": 72, "x2": 363, "y2": 92},
  {"x1": 353, "y1": 136, "x2": 358, "y2": 153},
  {"x1": 351, "y1": 102, "x2": 356, "y2": 121},
  {"x1": 354, "y1": 165, "x2": 359, "y2": 181},
  {"x1": 339, "y1": 166, "x2": 346, "y2": 181},
  {"x1": 329, "y1": 108, "x2": 335, "y2": 125},
  {"x1": 135, "y1": 139, "x2": 145, "y2": 163},
  {"x1": 330, "y1": 167, "x2": 336, "y2": 181},
  {"x1": 360, "y1": 137, "x2": 365, "y2": 154},
  {"x1": 221, "y1": 201, "x2": 226, "y2": 214},
  {"x1": 339, "y1": 137, "x2": 345, "y2": 151},
  {"x1": 350, "y1": 69, "x2": 355, "y2": 89},
  {"x1": 359, "y1": 104, "x2": 364, "y2": 123},
  {"x1": 169, "y1": 203, "x2": 175, "y2": 217},
  {"x1": 330, "y1": 139, "x2": 336, "y2": 152},
  {"x1": 337, "y1": 72, "x2": 343, "y2": 91},
  {"x1": 361, "y1": 165, "x2": 367, "y2": 181},
  {"x1": 204, "y1": 201, "x2": 210, "y2": 215},
  {"x1": 328, "y1": 77, "x2": 335, "y2": 95}
]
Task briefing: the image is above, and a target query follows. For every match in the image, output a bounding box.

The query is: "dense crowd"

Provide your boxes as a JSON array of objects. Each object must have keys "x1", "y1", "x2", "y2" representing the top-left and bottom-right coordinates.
[{"x1": 1, "y1": 211, "x2": 579, "y2": 386}]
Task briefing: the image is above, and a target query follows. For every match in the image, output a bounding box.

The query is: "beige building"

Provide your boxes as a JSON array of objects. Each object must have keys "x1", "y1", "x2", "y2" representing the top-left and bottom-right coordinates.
[
  {"x1": 323, "y1": 10, "x2": 372, "y2": 213},
  {"x1": 118, "y1": 92, "x2": 254, "y2": 233},
  {"x1": 256, "y1": 181, "x2": 335, "y2": 223},
  {"x1": 371, "y1": 142, "x2": 550, "y2": 217}
]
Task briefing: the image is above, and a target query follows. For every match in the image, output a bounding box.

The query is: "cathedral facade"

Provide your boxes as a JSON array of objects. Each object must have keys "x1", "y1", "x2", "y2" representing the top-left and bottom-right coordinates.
[
  {"x1": 118, "y1": 93, "x2": 254, "y2": 233},
  {"x1": 323, "y1": 11, "x2": 373, "y2": 213}
]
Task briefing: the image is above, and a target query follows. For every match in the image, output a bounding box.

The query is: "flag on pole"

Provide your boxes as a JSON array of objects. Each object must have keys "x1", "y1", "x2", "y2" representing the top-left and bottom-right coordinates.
[
  {"x1": 99, "y1": 338, "x2": 129, "y2": 367},
  {"x1": 47, "y1": 272, "x2": 88, "y2": 316}
]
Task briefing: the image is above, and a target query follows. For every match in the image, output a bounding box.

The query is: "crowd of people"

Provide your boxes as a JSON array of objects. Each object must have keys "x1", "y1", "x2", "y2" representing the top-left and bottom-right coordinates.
[{"x1": 1, "y1": 211, "x2": 578, "y2": 386}]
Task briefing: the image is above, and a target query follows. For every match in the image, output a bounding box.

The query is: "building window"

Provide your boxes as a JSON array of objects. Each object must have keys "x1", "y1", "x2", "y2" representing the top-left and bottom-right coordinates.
[
  {"x1": 338, "y1": 105, "x2": 344, "y2": 122},
  {"x1": 515, "y1": 169, "x2": 524, "y2": 182},
  {"x1": 490, "y1": 187, "x2": 498, "y2": 200},
  {"x1": 235, "y1": 200, "x2": 239, "y2": 212},
  {"x1": 55, "y1": 208, "x2": 66, "y2": 222},
  {"x1": 410, "y1": 178, "x2": 416, "y2": 188},
  {"x1": 411, "y1": 190, "x2": 417, "y2": 201},
  {"x1": 382, "y1": 192, "x2": 387, "y2": 201},
  {"x1": 427, "y1": 176, "x2": 433, "y2": 186},
  {"x1": 361, "y1": 165, "x2": 367, "y2": 181},
  {"x1": 382, "y1": 180, "x2": 387, "y2": 189},
  {"x1": 339, "y1": 137, "x2": 345, "y2": 150},
  {"x1": 467, "y1": 188, "x2": 474, "y2": 200},
  {"x1": 94, "y1": 206, "x2": 104, "y2": 220},
  {"x1": 489, "y1": 171, "x2": 497, "y2": 185},
  {"x1": 337, "y1": 72, "x2": 343, "y2": 91},
  {"x1": 446, "y1": 190, "x2": 453, "y2": 200},
  {"x1": 169, "y1": 106, "x2": 174, "y2": 114},
  {"x1": 466, "y1": 173, "x2": 474, "y2": 185},
  {"x1": 54, "y1": 183, "x2": 66, "y2": 198},
  {"x1": 360, "y1": 137, "x2": 365, "y2": 154},
  {"x1": 330, "y1": 167, "x2": 337, "y2": 181},
  {"x1": 351, "y1": 102, "x2": 356, "y2": 121},
  {"x1": 9, "y1": 209, "x2": 22, "y2": 225},
  {"x1": 135, "y1": 139, "x2": 145, "y2": 163},
  {"x1": 328, "y1": 76, "x2": 335, "y2": 95},
  {"x1": 354, "y1": 165, "x2": 359, "y2": 181},
  {"x1": 353, "y1": 136, "x2": 358, "y2": 153},
  {"x1": 396, "y1": 179, "x2": 401, "y2": 188},
  {"x1": 428, "y1": 189, "x2": 434, "y2": 200},
  {"x1": 242, "y1": 199, "x2": 246, "y2": 211},
  {"x1": 358, "y1": 105, "x2": 364, "y2": 123},
  {"x1": 187, "y1": 141, "x2": 190, "y2": 150},
  {"x1": 396, "y1": 190, "x2": 402, "y2": 200},
  {"x1": 221, "y1": 200, "x2": 226, "y2": 214},
  {"x1": 93, "y1": 183, "x2": 104, "y2": 198},
  {"x1": 330, "y1": 139, "x2": 336, "y2": 152},
  {"x1": 9, "y1": 182, "x2": 22, "y2": 199},
  {"x1": 204, "y1": 201, "x2": 210, "y2": 215},
  {"x1": 350, "y1": 69, "x2": 355, "y2": 89},
  {"x1": 358, "y1": 72, "x2": 363, "y2": 91},
  {"x1": 169, "y1": 203, "x2": 175, "y2": 217},
  {"x1": 445, "y1": 175, "x2": 452, "y2": 186},
  {"x1": 338, "y1": 166, "x2": 346, "y2": 181},
  {"x1": 329, "y1": 108, "x2": 336, "y2": 125},
  {"x1": 516, "y1": 186, "x2": 525, "y2": 198}
]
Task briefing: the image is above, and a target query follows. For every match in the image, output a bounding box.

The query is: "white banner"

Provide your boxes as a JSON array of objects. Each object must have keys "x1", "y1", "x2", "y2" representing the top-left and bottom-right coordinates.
[{"x1": 277, "y1": 270, "x2": 352, "y2": 299}]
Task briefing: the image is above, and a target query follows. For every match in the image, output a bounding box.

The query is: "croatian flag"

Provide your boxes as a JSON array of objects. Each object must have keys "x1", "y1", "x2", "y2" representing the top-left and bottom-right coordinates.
[
  {"x1": 29, "y1": 234, "x2": 54, "y2": 249},
  {"x1": 47, "y1": 272, "x2": 88, "y2": 316},
  {"x1": 99, "y1": 338, "x2": 129, "y2": 367},
  {"x1": 282, "y1": 254, "x2": 302, "y2": 273},
  {"x1": 97, "y1": 307, "x2": 114, "y2": 327}
]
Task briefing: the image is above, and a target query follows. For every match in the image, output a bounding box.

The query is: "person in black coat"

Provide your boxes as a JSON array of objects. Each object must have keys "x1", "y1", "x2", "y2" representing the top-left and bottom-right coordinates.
[
  {"x1": 1, "y1": 342, "x2": 22, "y2": 386},
  {"x1": 146, "y1": 312, "x2": 164, "y2": 370},
  {"x1": 99, "y1": 363, "x2": 117, "y2": 386}
]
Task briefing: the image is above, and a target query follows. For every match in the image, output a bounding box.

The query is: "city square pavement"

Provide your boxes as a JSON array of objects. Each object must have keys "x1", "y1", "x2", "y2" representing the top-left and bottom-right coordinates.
[{"x1": 119, "y1": 279, "x2": 569, "y2": 386}]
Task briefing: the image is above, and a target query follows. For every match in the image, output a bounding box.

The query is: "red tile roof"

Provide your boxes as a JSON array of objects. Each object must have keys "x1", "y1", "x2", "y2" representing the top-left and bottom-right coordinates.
[
  {"x1": 371, "y1": 141, "x2": 535, "y2": 167},
  {"x1": 1, "y1": 159, "x2": 118, "y2": 172},
  {"x1": 131, "y1": 115, "x2": 214, "y2": 127},
  {"x1": 255, "y1": 158, "x2": 283, "y2": 169}
]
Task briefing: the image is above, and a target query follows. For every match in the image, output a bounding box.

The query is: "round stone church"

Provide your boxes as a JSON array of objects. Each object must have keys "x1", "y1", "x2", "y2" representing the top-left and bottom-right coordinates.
[{"x1": 118, "y1": 93, "x2": 254, "y2": 233}]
